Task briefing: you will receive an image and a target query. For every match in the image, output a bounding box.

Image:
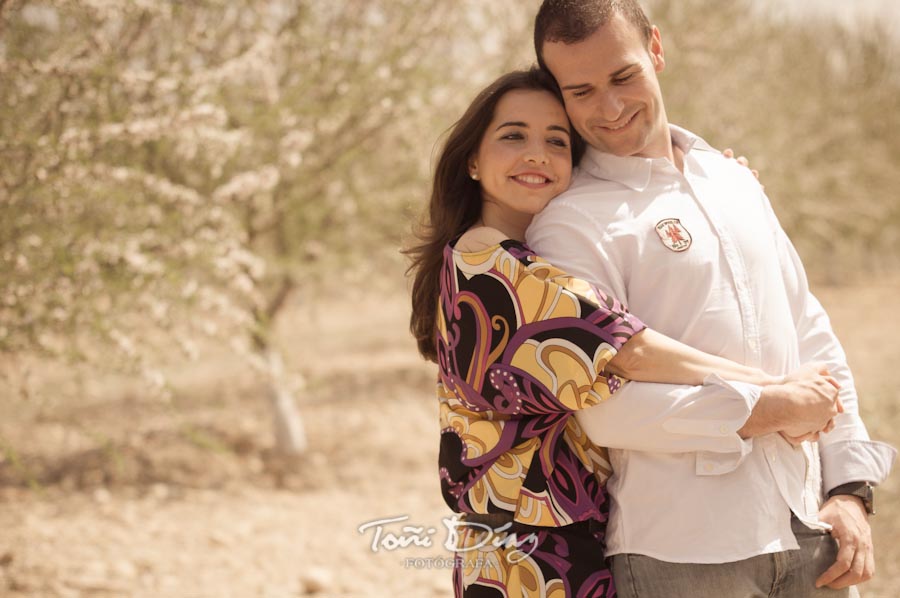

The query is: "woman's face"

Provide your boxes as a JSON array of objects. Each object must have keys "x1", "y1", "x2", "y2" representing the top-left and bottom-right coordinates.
[{"x1": 469, "y1": 89, "x2": 573, "y2": 223}]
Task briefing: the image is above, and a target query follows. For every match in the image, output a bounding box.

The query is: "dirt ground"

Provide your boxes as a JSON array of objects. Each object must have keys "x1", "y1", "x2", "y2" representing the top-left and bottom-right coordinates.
[{"x1": 1, "y1": 277, "x2": 899, "y2": 597}]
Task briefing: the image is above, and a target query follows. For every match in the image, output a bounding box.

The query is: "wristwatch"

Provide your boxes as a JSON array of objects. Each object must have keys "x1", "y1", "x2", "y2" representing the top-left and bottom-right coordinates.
[{"x1": 827, "y1": 481, "x2": 875, "y2": 515}]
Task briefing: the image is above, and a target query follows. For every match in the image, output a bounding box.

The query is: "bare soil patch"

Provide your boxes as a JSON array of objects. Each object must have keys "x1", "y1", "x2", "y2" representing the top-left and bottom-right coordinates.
[{"x1": 1, "y1": 279, "x2": 898, "y2": 597}]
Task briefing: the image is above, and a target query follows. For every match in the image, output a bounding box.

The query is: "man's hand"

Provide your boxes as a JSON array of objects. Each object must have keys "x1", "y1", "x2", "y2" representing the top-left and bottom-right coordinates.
[{"x1": 816, "y1": 495, "x2": 874, "y2": 589}]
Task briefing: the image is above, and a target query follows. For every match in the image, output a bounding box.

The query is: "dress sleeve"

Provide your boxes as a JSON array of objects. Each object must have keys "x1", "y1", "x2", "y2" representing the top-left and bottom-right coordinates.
[{"x1": 442, "y1": 244, "x2": 645, "y2": 417}]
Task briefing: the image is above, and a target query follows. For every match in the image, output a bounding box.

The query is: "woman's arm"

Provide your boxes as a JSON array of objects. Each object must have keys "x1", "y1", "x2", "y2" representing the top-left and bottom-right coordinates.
[
  {"x1": 606, "y1": 329, "x2": 840, "y2": 442},
  {"x1": 606, "y1": 328, "x2": 781, "y2": 387}
]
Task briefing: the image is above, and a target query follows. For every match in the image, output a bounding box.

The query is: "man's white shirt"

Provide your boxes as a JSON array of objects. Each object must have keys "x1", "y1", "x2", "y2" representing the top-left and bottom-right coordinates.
[{"x1": 526, "y1": 125, "x2": 895, "y2": 563}]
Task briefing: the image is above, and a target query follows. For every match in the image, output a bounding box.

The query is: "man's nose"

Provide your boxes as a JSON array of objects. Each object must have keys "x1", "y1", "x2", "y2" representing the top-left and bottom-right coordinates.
[{"x1": 596, "y1": 91, "x2": 625, "y2": 122}]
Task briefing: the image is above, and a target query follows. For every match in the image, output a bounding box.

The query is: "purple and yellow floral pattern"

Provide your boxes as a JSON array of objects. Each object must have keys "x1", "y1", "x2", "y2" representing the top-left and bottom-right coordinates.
[{"x1": 436, "y1": 239, "x2": 645, "y2": 597}]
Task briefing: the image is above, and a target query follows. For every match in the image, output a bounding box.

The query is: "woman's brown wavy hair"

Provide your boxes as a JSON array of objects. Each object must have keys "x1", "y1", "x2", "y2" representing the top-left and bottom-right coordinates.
[{"x1": 404, "y1": 66, "x2": 583, "y2": 362}]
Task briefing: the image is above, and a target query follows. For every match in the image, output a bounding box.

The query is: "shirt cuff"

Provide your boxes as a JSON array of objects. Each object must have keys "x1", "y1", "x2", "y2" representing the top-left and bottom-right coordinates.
[
  {"x1": 651, "y1": 373, "x2": 760, "y2": 475},
  {"x1": 693, "y1": 374, "x2": 760, "y2": 475},
  {"x1": 820, "y1": 439, "x2": 897, "y2": 493}
]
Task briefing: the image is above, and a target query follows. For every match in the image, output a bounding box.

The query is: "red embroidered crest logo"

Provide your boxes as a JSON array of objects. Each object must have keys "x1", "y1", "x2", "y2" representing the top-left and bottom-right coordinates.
[{"x1": 655, "y1": 218, "x2": 692, "y2": 252}]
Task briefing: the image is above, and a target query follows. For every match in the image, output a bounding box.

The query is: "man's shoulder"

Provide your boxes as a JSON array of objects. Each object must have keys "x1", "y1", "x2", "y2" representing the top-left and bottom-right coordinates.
[
  {"x1": 529, "y1": 171, "x2": 640, "y2": 239},
  {"x1": 544, "y1": 168, "x2": 632, "y2": 212},
  {"x1": 568, "y1": 164, "x2": 635, "y2": 192},
  {"x1": 685, "y1": 139, "x2": 762, "y2": 189}
]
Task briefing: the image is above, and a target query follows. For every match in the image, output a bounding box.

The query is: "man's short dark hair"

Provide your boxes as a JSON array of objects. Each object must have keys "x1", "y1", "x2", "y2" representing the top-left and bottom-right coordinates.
[{"x1": 534, "y1": 0, "x2": 653, "y2": 71}]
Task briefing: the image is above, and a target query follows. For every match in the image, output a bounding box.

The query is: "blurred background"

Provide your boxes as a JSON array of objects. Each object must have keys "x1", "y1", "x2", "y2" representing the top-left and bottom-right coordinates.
[{"x1": 0, "y1": 0, "x2": 898, "y2": 596}]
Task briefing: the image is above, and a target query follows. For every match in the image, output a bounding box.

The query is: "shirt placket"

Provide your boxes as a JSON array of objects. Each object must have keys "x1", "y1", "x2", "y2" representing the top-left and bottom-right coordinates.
[
  {"x1": 679, "y1": 158, "x2": 816, "y2": 525},
  {"x1": 677, "y1": 162, "x2": 761, "y2": 367}
]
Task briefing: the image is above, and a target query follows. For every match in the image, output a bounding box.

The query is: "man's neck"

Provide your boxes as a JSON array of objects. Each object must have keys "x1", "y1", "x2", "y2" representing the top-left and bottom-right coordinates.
[
  {"x1": 645, "y1": 128, "x2": 684, "y2": 173},
  {"x1": 620, "y1": 122, "x2": 684, "y2": 172},
  {"x1": 652, "y1": 121, "x2": 686, "y2": 172},
  {"x1": 672, "y1": 144, "x2": 685, "y2": 173}
]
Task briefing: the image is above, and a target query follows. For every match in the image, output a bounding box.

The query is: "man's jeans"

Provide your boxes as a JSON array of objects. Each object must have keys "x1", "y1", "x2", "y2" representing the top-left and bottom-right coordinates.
[{"x1": 611, "y1": 517, "x2": 858, "y2": 598}]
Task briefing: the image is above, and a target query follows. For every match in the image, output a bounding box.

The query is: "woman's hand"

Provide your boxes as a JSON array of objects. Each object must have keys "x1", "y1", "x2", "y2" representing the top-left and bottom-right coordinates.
[
  {"x1": 777, "y1": 362, "x2": 843, "y2": 445},
  {"x1": 780, "y1": 418, "x2": 837, "y2": 446},
  {"x1": 723, "y1": 148, "x2": 761, "y2": 186}
]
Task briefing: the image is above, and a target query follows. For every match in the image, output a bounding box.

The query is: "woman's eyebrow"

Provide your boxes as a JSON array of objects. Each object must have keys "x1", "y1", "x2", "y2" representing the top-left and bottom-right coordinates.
[
  {"x1": 495, "y1": 121, "x2": 528, "y2": 131},
  {"x1": 495, "y1": 122, "x2": 570, "y2": 136}
]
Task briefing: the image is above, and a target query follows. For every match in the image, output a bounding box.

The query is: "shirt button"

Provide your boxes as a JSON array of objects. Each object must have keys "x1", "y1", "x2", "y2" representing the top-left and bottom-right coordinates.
[
  {"x1": 704, "y1": 463, "x2": 714, "y2": 473},
  {"x1": 769, "y1": 452, "x2": 777, "y2": 463},
  {"x1": 719, "y1": 425, "x2": 729, "y2": 435}
]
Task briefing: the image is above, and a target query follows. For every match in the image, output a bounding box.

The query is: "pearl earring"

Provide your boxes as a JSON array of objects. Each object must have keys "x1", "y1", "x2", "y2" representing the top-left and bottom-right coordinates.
[{"x1": 470, "y1": 172, "x2": 479, "y2": 181}]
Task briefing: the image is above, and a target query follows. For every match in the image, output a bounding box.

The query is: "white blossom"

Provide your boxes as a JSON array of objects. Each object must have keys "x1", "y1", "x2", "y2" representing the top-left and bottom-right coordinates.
[{"x1": 212, "y1": 166, "x2": 280, "y2": 202}]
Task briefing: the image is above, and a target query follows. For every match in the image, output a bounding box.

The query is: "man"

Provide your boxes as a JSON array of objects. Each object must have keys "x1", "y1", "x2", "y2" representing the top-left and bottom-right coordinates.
[{"x1": 526, "y1": 1, "x2": 896, "y2": 596}]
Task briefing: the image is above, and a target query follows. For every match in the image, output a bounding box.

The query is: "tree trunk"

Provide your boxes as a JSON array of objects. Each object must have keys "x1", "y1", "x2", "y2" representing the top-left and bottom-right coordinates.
[{"x1": 264, "y1": 349, "x2": 307, "y2": 455}]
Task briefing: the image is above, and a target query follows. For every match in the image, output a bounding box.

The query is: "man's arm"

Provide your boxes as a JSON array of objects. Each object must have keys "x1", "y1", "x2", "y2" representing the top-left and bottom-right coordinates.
[
  {"x1": 765, "y1": 218, "x2": 897, "y2": 493},
  {"x1": 760, "y1": 189, "x2": 895, "y2": 590},
  {"x1": 760, "y1": 191, "x2": 896, "y2": 489}
]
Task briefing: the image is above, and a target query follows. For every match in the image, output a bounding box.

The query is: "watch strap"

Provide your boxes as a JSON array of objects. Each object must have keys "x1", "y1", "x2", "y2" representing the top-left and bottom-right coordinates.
[{"x1": 828, "y1": 481, "x2": 875, "y2": 515}]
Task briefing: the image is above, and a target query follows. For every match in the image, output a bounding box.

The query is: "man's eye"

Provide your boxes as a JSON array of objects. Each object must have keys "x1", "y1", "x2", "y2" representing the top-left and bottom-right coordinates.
[
  {"x1": 572, "y1": 89, "x2": 590, "y2": 98},
  {"x1": 614, "y1": 73, "x2": 635, "y2": 84}
]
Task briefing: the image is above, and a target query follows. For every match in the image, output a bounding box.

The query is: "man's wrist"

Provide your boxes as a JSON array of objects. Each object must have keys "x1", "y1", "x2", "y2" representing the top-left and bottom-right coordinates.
[{"x1": 827, "y1": 481, "x2": 875, "y2": 515}]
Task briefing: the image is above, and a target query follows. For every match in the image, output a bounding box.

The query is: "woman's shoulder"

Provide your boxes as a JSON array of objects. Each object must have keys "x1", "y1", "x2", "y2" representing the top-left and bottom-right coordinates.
[{"x1": 453, "y1": 226, "x2": 511, "y2": 253}]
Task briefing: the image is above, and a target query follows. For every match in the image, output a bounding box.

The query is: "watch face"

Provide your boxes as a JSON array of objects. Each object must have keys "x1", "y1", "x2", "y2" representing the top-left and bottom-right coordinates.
[
  {"x1": 855, "y1": 485, "x2": 875, "y2": 515},
  {"x1": 863, "y1": 486, "x2": 875, "y2": 514}
]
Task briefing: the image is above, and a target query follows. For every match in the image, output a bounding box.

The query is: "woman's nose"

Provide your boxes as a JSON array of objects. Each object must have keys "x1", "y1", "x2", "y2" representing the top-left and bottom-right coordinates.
[{"x1": 524, "y1": 142, "x2": 549, "y2": 164}]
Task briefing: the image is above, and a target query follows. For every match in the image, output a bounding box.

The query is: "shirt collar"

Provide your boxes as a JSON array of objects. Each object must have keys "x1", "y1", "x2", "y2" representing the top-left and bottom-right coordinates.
[{"x1": 579, "y1": 124, "x2": 718, "y2": 191}]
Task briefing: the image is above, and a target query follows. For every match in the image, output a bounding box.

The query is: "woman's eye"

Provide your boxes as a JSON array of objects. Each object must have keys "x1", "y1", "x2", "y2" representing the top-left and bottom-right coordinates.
[
  {"x1": 548, "y1": 138, "x2": 569, "y2": 148},
  {"x1": 501, "y1": 132, "x2": 524, "y2": 141}
]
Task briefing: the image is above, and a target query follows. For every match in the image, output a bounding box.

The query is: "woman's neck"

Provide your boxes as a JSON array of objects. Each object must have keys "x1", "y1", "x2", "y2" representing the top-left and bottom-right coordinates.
[{"x1": 478, "y1": 203, "x2": 532, "y2": 242}]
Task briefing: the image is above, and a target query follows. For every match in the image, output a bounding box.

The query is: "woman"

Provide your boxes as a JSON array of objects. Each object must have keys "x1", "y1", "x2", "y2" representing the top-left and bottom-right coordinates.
[{"x1": 406, "y1": 67, "x2": 833, "y2": 597}]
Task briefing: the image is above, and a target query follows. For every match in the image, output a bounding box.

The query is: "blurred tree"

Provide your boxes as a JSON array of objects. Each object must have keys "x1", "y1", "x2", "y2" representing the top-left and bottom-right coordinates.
[
  {"x1": 649, "y1": 0, "x2": 900, "y2": 279},
  {"x1": 0, "y1": 0, "x2": 519, "y2": 455},
  {"x1": 3, "y1": 0, "x2": 897, "y2": 457}
]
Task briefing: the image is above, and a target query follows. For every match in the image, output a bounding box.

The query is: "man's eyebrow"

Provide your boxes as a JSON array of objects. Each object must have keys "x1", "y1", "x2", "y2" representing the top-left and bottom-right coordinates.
[
  {"x1": 610, "y1": 63, "x2": 639, "y2": 78},
  {"x1": 560, "y1": 63, "x2": 640, "y2": 91}
]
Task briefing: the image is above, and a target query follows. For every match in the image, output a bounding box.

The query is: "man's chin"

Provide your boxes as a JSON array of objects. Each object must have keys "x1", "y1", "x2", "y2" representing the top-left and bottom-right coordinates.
[
  {"x1": 592, "y1": 141, "x2": 635, "y2": 157},
  {"x1": 580, "y1": 132, "x2": 625, "y2": 154}
]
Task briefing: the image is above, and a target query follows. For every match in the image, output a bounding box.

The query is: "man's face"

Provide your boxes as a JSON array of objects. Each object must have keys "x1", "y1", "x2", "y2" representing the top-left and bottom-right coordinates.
[{"x1": 542, "y1": 13, "x2": 669, "y2": 159}]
